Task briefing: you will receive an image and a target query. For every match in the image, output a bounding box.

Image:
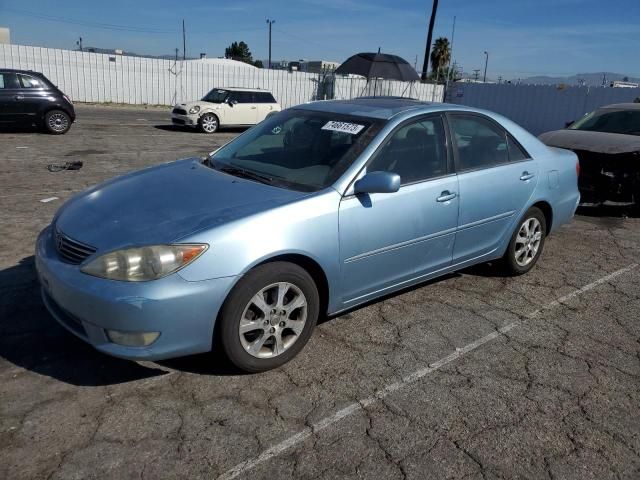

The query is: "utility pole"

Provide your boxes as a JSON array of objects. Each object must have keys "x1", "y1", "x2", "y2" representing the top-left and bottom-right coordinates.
[
  {"x1": 420, "y1": 0, "x2": 439, "y2": 82},
  {"x1": 182, "y1": 19, "x2": 186, "y2": 60},
  {"x1": 175, "y1": 48, "x2": 178, "y2": 63},
  {"x1": 76, "y1": 37, "x2": 83, "y2": 52},
  {"x1": 483, "y1": 51, "x2": 489, "y2": 82},
  {"x1": 266, "y1": 18, "x2": 275, "y2": 69}
]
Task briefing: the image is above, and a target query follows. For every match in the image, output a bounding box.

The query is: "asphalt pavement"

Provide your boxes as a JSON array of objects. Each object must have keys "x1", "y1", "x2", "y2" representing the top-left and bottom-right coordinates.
[{"x1": 0, "y1": 105, "x2": 638, "y2": 480}]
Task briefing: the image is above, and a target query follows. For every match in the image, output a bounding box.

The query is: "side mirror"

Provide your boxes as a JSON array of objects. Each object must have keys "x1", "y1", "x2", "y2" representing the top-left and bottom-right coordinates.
[
  {"x1": 228, "y1": 99, "x2": 237, "y2": 106},
  {"x1": 354, "y1": 171, "x2": 401, "y2": 195},
  {"x1": 565, "y1": 120, "x2": 574, "y2": 128}
]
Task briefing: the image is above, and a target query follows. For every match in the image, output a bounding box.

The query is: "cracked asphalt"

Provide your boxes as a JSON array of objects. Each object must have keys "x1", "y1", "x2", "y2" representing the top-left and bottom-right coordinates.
[{"x1": 1, "y1": 105, "x2": 639, "y2": 480}]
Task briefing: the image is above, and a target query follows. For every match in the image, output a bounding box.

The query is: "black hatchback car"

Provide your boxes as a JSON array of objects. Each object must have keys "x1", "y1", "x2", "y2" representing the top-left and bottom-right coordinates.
[{"x1": 0, "y1": 69, "x2": 75, "y2": 134}]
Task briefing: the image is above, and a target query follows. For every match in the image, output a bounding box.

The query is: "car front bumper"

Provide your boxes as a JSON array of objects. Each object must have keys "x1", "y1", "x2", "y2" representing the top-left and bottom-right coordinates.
[
  {"x1": 35, "y1": 226, "x2": 238, "y2": 361},
  {"x1": 171, "y1": 113, "x2": 198, "y2": 127}
]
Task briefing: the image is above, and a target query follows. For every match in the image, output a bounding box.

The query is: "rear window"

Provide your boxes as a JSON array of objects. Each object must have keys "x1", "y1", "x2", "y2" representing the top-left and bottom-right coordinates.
[{"x1": 18, "y1": 74, "x2": 44, "y2": 88}]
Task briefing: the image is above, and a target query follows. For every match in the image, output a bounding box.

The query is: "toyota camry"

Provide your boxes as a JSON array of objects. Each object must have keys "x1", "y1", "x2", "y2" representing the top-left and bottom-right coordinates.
[{"x1": 36, "y1": 98, "x2": 580, "y2": 372}]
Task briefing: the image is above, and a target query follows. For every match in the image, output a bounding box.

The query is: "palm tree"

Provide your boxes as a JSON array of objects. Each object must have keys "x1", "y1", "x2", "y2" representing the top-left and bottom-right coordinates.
[{"x1": 430, "y1": 37, "x2": 451, "y2": 81}]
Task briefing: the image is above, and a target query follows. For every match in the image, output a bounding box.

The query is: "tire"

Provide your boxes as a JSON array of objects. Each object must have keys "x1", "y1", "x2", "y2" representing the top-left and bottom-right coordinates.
[
  {"x1": 198, "y1": 113, "x2": 219, "y2": 133},
  {"x1": 502, "y1": 206, "x2": 547, "y2": 276},
  {"x1": 218, "y1": 262, "x2": 319, "y2": 372},
  {"x1": 44, "y1": 110, "x2": 72, "y2": 135}
]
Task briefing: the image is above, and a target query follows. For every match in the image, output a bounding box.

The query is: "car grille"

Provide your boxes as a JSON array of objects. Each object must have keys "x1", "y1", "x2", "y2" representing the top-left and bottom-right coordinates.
[
  {"x1": 172, "y1": 108, "x2": 187, "y2": 115},
  {"x1": 54, "y1": 228, "x2": 97, "y2": 264}
]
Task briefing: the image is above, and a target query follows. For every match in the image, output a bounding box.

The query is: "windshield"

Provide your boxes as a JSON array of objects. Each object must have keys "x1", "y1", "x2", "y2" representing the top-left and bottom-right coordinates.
[
  {"x1": 210, "y1": 109, "x2": 384, "y2": 191},
  {"x1": 202, "y1": 89, "x2": 229, "y2": 103},
  {"x1": 570, "y1": 109, "x2": 640, "y2": 136}
]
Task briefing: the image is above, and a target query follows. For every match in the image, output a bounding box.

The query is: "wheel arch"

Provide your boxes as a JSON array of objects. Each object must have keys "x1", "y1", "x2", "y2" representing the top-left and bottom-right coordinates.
[
  {"x1": 251, "y1": 253, "x2": 330, "y2": 317},
  {"x1": 530, "y1": 200, "x2": 553, "y2": 235}
]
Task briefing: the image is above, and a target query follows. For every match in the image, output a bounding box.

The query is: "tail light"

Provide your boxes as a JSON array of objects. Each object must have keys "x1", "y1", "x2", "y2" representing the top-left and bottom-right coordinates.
[
  {"x1": 63, "y1": 94, "x2": 73, "y2": 105},
  {"x1": 576, "y1": 160, "x2": 580, "y2": 177}
]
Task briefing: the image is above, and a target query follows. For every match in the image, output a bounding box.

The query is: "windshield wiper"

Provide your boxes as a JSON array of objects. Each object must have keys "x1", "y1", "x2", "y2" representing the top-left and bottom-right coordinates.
[{"x1": 217, "y1": 164, "x2": 275, "y2": 185}]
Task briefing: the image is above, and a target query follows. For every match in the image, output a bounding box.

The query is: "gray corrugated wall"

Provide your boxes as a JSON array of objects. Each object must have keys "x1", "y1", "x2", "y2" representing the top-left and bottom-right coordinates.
[{"x1": 448, "y1": 83, "x2": 640, "y2": 135}]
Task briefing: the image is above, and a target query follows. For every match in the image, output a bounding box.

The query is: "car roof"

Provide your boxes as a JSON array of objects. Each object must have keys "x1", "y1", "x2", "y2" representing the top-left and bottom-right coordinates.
[
  {"x1": 599, "y1": 103, "x2": 640, "y2": 110},
  {"x1": 295, "y1": 97, "x2": 456, "y2": 120},
  {"x1": 213, "y1": 87, "x2": 273, "y2": 93},
  {"x1": 0, "y1": 68, "x2": 43, "y2": 75}
]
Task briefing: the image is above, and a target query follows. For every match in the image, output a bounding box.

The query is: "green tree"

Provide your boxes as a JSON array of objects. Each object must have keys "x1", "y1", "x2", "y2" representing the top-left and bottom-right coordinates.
[
  {"x1": 253, "y1": 59, "x2": 264, "y2": 68},
  {"x1": 430, "y1": 37, "x2": 451, "y2": 81},
  {"x1": 224, "y1": 41, "x2": 255, "y2": 65}
]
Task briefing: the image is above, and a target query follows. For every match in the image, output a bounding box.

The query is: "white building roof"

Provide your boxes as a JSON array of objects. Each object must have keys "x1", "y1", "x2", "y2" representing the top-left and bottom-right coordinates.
[{"x1": 189, "y1": 57, "x2": 257, "y2": 69}]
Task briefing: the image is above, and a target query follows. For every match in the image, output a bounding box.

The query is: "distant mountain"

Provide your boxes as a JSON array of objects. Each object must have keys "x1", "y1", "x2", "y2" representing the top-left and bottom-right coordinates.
[
  {"x1": 521, "y1": 72, "x2": 640, "y2": 86},
  {"x1": 79, "y1": 46, "x2": 195, "y2": 60}
]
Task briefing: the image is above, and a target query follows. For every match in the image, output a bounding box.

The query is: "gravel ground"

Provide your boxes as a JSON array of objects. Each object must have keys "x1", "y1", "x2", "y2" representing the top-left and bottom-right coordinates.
[{"x1": 1, "y1": 105, "x2": 639, "y2": 480}]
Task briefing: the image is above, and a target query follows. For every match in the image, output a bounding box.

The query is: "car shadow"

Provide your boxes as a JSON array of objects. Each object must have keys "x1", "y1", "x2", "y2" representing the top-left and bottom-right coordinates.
[
  {"x1": 0, "y1": 124, "x2": 41, "y2": 134},
  {"x1": 576, "y1": 204, "x2": 639, "y2": 219},
  {"x1": 0, "y1": 256, "x2": 243, "y2": 386},
  {"x1": 153, "y1": 124, "x2": 250, "y2": 134}
]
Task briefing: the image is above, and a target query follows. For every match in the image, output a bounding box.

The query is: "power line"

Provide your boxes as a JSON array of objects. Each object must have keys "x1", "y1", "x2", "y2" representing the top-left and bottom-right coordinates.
[{"x1": 5, "y1": 7, "x2": 177, "y2": 33}]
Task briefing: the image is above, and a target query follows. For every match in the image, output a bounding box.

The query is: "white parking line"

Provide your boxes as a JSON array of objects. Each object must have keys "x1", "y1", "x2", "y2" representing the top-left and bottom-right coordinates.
[{"x1": 217, "y1": 263, "x2": 638, "y2": 480}]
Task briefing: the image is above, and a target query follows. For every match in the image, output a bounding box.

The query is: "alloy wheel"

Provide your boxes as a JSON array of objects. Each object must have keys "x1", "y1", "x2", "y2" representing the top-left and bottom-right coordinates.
[
  {"x1": 238, "y1": 282, "x2": 308, "y2": 358},
  {"x1": 201, "y1": 115, "x2": 218, "y2": 133},
  {"x1": 514, "y1": 217, "x2": 543, "y2": 267},
  {"x1": 48, "y1": 113, "x2": 69, "y2": 132}
]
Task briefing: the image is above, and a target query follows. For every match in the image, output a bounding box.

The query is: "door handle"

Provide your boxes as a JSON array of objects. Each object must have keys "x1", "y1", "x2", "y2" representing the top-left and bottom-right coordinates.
[
  {"x1": 520, "y1": 171, "x2": 535, "y2": 181},
  {"x1": 14, "y1": 95, "x2": 25, "y2": 100},
  {"x1": 250, "y1": 106, "x2": 257, "y2": 109},
  {"x1": 436, "y1": 190, "x2": 457, "y2": 202}
]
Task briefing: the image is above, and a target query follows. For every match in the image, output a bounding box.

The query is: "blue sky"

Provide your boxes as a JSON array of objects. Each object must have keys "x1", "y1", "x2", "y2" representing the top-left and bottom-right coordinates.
[{"x1": 1, "y1": 0, "x2": 639, "y2": 79}]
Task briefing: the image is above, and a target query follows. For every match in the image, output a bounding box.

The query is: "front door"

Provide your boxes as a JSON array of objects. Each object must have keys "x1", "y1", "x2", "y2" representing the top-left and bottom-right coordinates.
[
  {"x1": 447, "y1": 113, "x2": 538, "y2": 263},
  {"x1": 0, "y1": 72, "x2": 23, "y2": 124},
  {"x1": 225, "y1": 91, "x2": 258, "y2": 125},
  {"x1": 339, "y1": 115, "x2": 459, "y2": 305}
]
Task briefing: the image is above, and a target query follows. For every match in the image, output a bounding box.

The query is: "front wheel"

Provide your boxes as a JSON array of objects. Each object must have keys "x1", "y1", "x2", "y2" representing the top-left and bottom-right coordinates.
[
  {"x1": 218, "y1": 262, "x2": 319, "y2": 372},
  {"x1": 502, "y1": 207, "x2": 547, "y2": 275},
  {"x1": 44, "y1": 110, "x2": 72, "y2": 134},
  {"x1": 198, "y1": 113, "x2": 219, "y2": 133}
]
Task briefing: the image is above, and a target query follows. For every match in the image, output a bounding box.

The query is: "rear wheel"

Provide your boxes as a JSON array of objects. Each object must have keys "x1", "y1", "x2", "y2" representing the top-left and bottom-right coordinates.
[
  {"x1": 502, "y1": 207, "x2": 546, "y2": 275},
  {"x1": 218, "y1": 262, "x2": 319, "y2": 372},
  {"x1": 44, "y1": 110, "x2": 71, "y2": 134},
  {"x1": 199, "y1": 113, "x2": 219, "y2": 133}
]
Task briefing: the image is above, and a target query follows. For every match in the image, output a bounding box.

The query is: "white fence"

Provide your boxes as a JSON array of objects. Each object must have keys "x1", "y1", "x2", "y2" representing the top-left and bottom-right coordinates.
[
  {"x1": 448, "y1": 82, "x2": 640, "y2": 135},
  {"x1": 1, "y1": 44, "x2": 444, "y2": 108}
]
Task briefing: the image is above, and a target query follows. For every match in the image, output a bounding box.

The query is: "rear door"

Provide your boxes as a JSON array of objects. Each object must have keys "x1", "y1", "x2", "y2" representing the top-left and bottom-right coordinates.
[
  {"x1": 0, "y1": 72, "x2": 23, "y2": 124},
  {"x1": 226, "y1": 91, "x2": 259, "y2": 125},
  {"x1": 447, "y1": 113, "x2": 538, "y2": 263},
  {"x1": 338, "y1": 114, "x2": 459, "y2": 304},
  {"x1": 256, "y1": 92, "x2": 278, "y2": 121}
]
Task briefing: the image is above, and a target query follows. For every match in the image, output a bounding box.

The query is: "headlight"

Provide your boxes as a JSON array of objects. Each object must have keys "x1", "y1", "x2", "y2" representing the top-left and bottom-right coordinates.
[
  {"x1": 80, "y1": 244, "x2": 207, "y2": 281},
  {"x1": 189, "y1": 106, "x2": 201, "y2": 114}
]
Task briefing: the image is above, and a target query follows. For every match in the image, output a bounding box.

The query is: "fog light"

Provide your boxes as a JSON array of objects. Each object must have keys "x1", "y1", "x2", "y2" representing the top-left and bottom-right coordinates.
[{"x1": 106, "y1": 329, "x2": 160, "y2": 347}]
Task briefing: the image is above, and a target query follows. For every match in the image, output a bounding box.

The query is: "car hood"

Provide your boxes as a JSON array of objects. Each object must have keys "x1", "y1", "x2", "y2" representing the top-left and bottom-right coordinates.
[
  {"x1": 175, "y1": 100, "x2": 221, "y2": 111},
  {"x1": 539, "y1": 129, "x2": 640, "y2": 155},
  {"x1": 55, "y1": 159, "x2": 306, "y2": 251}
]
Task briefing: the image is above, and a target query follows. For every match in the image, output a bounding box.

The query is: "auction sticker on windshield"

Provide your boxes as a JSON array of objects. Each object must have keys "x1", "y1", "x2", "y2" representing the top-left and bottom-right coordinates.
[{"x1": 322, "y1": 121, "x2": 365, "y2": 135}]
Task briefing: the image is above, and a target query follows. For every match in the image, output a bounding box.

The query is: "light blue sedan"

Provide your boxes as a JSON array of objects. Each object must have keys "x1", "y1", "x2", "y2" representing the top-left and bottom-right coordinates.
[{"x1": 36, "y1": 98, "x2": 580, "y2": 372}]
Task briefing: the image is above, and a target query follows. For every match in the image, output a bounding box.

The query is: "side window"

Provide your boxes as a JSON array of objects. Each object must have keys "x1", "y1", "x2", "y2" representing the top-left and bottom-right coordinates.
[
  {"x1": 18, "y1": 74, "x2": 43, "y2": 88},
  {"x1": 367, "y1": 116, "x2": 448, "y2": 185},
  {"x1": 507, "y1": 134, "x2": 529, "y2": 161},
  {"x1": 259, "y1": 92, "x2": 276, "y2": 103},
  {"x1": 232, "y1": 92, "x2": 254, "y2": 103},
  {"x1": 0, "y1": 73, "x2": 20, "y2": 89},
  {"x1": 450, "y1": 115, "x2": 508, "y2": 170}
]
